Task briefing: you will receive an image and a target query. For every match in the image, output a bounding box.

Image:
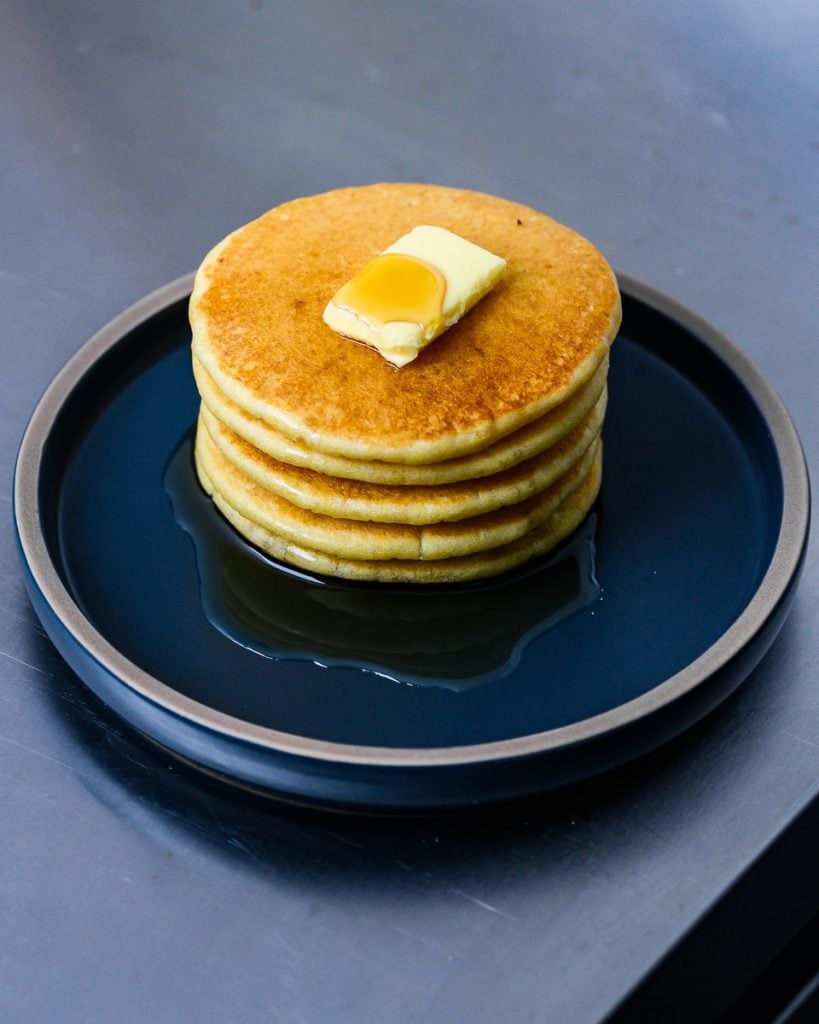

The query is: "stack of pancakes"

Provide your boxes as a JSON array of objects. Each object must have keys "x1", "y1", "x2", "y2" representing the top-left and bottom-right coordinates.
[{"x1": 190, "y1": 184, "x2": 621, "y2": 584}]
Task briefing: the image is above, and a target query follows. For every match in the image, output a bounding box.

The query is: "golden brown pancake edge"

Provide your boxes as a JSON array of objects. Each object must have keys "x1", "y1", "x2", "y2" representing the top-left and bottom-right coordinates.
[
  {"x1": 199, "y1": 390, "x2": 606, "y2": 524},
  {"x1": 192, "y1": 351, "x2": 609, "y2": 485},
  {"x1": 195, "y1": 419, "x2": 601, "y2": 562},
  {"x1": 195, "y1": 445, "x2": 603, "y2": 584}
]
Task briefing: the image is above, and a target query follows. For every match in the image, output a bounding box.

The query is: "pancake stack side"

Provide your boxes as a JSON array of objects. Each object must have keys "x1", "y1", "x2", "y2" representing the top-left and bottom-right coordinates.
[{"x1": 189, "y1": 184, "x2": 621, "y2": 583}]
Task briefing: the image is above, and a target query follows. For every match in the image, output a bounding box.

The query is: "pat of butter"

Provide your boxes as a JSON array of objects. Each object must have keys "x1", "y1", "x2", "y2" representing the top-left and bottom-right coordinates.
[{"x1": 323, "y1": 225, "x2": 506, "y2": 367}]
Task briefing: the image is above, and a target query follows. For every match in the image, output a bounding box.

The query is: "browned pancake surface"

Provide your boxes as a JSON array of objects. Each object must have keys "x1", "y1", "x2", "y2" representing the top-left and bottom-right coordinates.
[{"x1": 191, "y1": 183, "x2": 620, "y2": 462}]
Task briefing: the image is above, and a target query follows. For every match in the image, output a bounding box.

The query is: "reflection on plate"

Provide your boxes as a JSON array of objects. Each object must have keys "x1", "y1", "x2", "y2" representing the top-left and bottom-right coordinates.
[{"x1": 14, "y1": 274, "x2": 809, "y2": 810}]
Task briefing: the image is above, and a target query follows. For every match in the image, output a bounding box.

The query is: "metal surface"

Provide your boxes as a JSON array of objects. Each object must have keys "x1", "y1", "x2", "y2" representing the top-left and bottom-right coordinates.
[{"x1": 1, "y1": 2, "x2": 817, "y2": 1021}]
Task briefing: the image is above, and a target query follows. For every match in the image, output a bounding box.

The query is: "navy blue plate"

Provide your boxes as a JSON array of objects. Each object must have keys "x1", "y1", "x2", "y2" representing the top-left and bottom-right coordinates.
[{"x1": 14, "y1": 275, "x2": 809, "y2": 811}]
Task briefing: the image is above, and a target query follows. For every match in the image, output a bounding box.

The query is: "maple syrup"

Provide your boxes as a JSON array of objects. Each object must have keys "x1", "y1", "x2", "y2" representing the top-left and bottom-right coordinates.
[
  {"x1": 165, "y1": 431, "x2": 599, "y2": 691},
  {"x1": 332, "y1": 252, "x2": 446, "y2": 331}
]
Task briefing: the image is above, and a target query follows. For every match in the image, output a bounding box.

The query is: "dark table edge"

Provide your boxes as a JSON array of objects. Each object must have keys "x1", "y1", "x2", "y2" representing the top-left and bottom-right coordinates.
[{"x1": 605, "y1": 787, "x2": 819, "y2": 1023}]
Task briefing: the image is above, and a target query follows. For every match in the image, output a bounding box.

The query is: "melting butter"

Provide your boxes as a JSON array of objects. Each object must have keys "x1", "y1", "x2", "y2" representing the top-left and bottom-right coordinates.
[
  {"x1": 333, "y1": 253, "x2": 446, "y2": 336},
  {"x1": 323, "y1": 225, "x2": 506, "y2": 367}
]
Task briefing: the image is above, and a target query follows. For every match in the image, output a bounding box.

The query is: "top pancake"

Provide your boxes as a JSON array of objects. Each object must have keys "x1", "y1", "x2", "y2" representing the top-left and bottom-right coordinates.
[{"x1": 190, "y1": 183, "x2": 621, "y2": 465}]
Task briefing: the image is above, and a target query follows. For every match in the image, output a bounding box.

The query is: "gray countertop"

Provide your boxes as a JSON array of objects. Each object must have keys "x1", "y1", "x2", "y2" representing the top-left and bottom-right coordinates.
[{"x1": 1, "y1": 3, "x2": 817, "y2": 1022}]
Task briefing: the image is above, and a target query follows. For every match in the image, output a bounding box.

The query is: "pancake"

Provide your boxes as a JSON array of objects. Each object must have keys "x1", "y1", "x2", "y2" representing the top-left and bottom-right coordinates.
[
  {"x1": 200, "y1": 390, "x2": 605, "y2": 524},
  {"x1": 195, "y1": 445, "x2": 603, "y2": 584},
  {"x1": 196, "y1": 420, "x2": 600, "y2": 562},
  {"x1": 190, "y1": 183, "x2": 621, "y2": 465},
  {"x1": 193, "y1": 352, "x2": 609, "y2": 485}
]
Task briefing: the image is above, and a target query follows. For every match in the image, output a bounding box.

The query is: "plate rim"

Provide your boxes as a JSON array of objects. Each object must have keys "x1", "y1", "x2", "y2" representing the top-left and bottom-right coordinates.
[{"x1": 14, "y1": 272, "x2": 811, "y2": 768}]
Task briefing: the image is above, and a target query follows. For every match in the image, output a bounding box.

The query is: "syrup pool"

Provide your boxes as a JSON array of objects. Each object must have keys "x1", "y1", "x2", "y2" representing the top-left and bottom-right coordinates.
[{"x1": 165, "y1": 431, "x2": 600, "y2": 691}]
